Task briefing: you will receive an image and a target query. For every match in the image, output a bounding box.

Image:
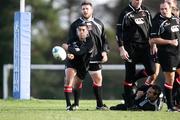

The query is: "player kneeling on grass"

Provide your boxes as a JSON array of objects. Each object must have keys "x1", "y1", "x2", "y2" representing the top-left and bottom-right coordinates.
[
  {"x1": 62, "y1": 23, "x2": 93, "y2": 111},
  {"x1": 110, "y1": 85, "x2": 163, "y2": 111}
]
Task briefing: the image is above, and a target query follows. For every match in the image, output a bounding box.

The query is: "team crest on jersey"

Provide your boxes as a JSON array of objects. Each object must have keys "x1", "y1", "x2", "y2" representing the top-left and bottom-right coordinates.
[
  {"x1": 134, "y1": 18, "x2": 145, "y2": 24},
  {"x1": 171, "y1": 25, "x2": 179, "y2": 32}
]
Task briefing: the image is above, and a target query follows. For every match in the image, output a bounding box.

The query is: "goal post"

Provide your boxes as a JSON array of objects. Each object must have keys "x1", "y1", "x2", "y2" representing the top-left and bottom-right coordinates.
[{"x1": 13, "y1": 0, "x2": 31, "y2": 99}]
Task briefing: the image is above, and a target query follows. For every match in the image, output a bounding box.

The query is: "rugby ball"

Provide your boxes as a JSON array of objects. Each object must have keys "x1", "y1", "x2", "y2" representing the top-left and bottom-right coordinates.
[{"x1": 52, "y1": 46, "x2": 66, "y2": 60}]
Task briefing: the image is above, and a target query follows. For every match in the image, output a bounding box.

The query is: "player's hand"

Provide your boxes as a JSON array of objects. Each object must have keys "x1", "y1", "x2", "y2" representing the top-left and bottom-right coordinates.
[
  {"x1": 169, "y1": 39, "x2": 178, "y2": 46},
  {"x1": 101, "y1": 52, "x2": 108, "y2": 63},
  {"x1": 150, "y1": 44, "x2": 158, "y2": 55},
  {"x1": 119, "y1": 46, "x2": 129, "y2": 60},
  {"x1": 135, "y1": 91, "x2": 144, "y2": 100},
  {"x1": 149, "y1": 38, "x2": 155, "y2": 45},
  {"x1": 62, "y1": 43, "x2": 69, "y2": 50},
  {"x1": 67, "y1": 53, "x2": 74, "y2": 60}
]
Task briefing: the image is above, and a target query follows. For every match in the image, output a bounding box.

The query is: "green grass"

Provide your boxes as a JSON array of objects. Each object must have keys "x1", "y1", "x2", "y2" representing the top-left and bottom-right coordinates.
[{"x1": 0, "y1": 99, "x2": 180, "y2": 120}]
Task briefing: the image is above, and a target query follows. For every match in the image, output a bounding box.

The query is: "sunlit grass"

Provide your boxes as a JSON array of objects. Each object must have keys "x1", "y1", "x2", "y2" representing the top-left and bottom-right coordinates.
[{"x1": 0, "y1": 99, "x2": 179, "y2": 120}]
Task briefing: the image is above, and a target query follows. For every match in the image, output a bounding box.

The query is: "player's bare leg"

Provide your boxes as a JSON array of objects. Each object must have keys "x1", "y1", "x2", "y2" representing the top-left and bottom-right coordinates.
[
  {"x1": 64, "y1": 68, "x2": 76, "y2": 111},
  {"x1": 145, "y1": 63, "x2": 161, "y2": 85}
]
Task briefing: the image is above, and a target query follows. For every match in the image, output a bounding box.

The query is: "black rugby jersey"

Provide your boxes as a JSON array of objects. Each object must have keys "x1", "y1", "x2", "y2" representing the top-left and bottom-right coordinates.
[
  {"x1": 68, "y1": 17, "x2": 109, "y2": 63},
  {"x1": 66, "y1": 36, "x2": 93, "y2": 71},
  {"x1": 150, "y1": 14, "x2": 180, "y2": 55},
  {"x1": 116, "y1": 3, "x2": 152, "y2": 47}
]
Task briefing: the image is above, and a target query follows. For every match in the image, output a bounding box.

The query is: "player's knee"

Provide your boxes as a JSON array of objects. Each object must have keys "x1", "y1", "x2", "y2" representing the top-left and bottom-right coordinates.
[
  {"x1": 93, "y1": 81, "x2": 102, "y2": 86},
  {"x1": 90, "y1": 72, "x2": 102, "y2": 81},
  {"x1": 149, "y1": 74, "x2": 157, "y2": 81}
]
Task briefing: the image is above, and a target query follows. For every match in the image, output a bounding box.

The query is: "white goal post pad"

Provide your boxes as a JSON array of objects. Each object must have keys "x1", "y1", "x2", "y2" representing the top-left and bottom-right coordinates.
[{"x1": 13, "y1": 12, "x2": 31, "y2": 99}]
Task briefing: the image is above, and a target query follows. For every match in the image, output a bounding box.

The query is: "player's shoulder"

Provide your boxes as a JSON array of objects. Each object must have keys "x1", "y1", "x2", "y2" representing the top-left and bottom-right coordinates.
[
  {"x1": 141, "y1": 5, "x2": 151, "y2": 14},
  {"x1": 121, "y1": 5, "x2": 132, "y2": 13},
  {"x1": 119, "y1": 5, "x2": 134, "y2": 16},
  {"x1": 93, "y1": 17, "x2": 104, "y2": 25},
  {"x1": 71, "y1": 18, "x2": 84, "y2": 27},
  {"x1": 141, "y1": 5, "x2": 149, "y2": 11}
]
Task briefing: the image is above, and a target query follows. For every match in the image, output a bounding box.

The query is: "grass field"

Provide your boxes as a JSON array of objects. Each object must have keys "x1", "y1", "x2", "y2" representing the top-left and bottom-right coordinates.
[{"x1": 0, "y1": 99, "x2": 180, "y2": 120}]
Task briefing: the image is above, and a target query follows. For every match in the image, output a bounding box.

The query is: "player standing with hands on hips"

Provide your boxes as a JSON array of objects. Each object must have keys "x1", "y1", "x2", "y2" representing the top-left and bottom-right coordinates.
[
  {"x1": 62, "y1": 23, "x2": 93, "y2": 111},
  {"x1": 67, "y1": 1, "x2": 109, "y2": 110},
  {"x1": 112, "y1": 0, "x2": 155, "y2": 109}
]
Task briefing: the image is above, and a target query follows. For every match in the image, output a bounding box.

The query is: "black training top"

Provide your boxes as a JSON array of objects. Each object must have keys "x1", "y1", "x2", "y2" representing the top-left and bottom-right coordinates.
[
  {"x1": 150, "y1": 14, "x2": 180, "y2": 56},
  {"x1": 116, "y1": 3, "x2": 152, "y2": 47},
  {"x1": 68, "y1": 17, "x2": 109, "y2": 63},
  {"x1": 66, "y1": 36, "x2": 93, "y2": 71}
]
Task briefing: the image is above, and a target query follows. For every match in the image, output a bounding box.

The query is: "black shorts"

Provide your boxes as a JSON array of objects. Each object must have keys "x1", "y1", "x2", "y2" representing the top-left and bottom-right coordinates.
[
  {"x1": 124, "y1": 44, "x2": 155, "y2": 83},
  {"x1": 158, "y1": 53, "x2": 180, "y2": 72},
  {"x1": 66, "y1": 62, "x2": 88, "y2": 80},
  {"x1": 128, "y1": 45, "x2": 155, "y2": 75},
  {"x1": 88, "y1": 63, "x2": 102, "y2": 71}
]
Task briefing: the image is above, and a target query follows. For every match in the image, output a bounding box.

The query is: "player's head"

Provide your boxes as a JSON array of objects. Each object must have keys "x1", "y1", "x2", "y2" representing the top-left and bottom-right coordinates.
[
  {"x1": 172, "y1": 7, "x2": 180, "y2": 17},
  {"x1": 164, "y1": 0, "x2": 179, "y2": 17},
  {"x1": 146, "y1": 85, "x2": 162, "y2": 102},
  {"x1": 81, "y1": 1, "x2": 93, "y2": 19},
  {"x1": 164, "y1": 0, "x2": 177, "y2": 7},
  {"x1": 160, "y1": 2, "x2": 172, "y2": 17},
  {"x1": 131, "y1": 0, "x2": 143, "y2": 9},
  {"x1": 76, "y1": 23, "x2": 89, "y2": 40}
]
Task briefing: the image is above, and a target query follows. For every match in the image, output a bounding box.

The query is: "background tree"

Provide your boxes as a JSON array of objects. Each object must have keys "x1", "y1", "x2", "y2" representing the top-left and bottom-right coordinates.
[{"x1": 0, "y1": 0, "x2": 19, "y2": 98}]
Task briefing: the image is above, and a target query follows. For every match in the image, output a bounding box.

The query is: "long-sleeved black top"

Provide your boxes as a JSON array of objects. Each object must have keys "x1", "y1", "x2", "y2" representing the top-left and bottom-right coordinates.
[
  {"x1": 68, "y1": 17, "x2": 109, "y2": 63},
  {"x1": 150, "y1": 14, "x2": 180, "y2": 56},
  {"x1": 116, "y1": 3, "x2": 152, "y2": 47},
  {"x1": 66, "y1": 36, "x2": 93, "y2": 71}
]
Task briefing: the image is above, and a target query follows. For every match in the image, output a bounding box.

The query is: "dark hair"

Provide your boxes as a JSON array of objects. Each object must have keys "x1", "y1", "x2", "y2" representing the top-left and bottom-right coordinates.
[
  {"x1": 151, "y1": 85, "x2": 162, "y2": 97},
  {"x1": 161, "y1": 1, "x2": 171, "y2": 7},
  {"x1": 78, "y1": 22, "x2": 88, "y2": 27},
  {"x1": 81, "y1": 1, "x2": 93, "y2": 7}
]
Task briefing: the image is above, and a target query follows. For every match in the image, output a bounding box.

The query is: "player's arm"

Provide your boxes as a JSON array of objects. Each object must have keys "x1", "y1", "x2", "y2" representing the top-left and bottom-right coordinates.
[
  {"x1": 61, "y1": 43, "x2": 75, "y2": 60},
  {"x1": 149, "y1": 38, "x2": 158, "y2": 55},
  {"x1": 99, "y1": 22, "x2": 109, "y2": 63},
  {"x1": 101, "y1": 23, "x2": 110, "y2": 53},
  {"x1": 135, "y1": 91, "x2": 145, "y2": 100},
  {"x1": 150, "y1": 15, "x2": 179, "y2": 47},
  {"x1": 150, "y1": 38, "x2": 178, "y2": 46},
  {"x1": 116, "y1": 12, "x2": 129, "y2": 61},
  {"x1": 101, "y1": 34, "x2": 109, "y2": 63},
  {"x1": 150, "y1": 31, "x2": 178, "y2": 46},
  {"x1": 134, "y1": 85, "x2": 147, "y2": 100},
  {"x1": 147, "y1": 10, "x2": 158, "y2": 55},
  {"x1": 149, "y1": 13, "x2": 160, "y2": 55}
]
